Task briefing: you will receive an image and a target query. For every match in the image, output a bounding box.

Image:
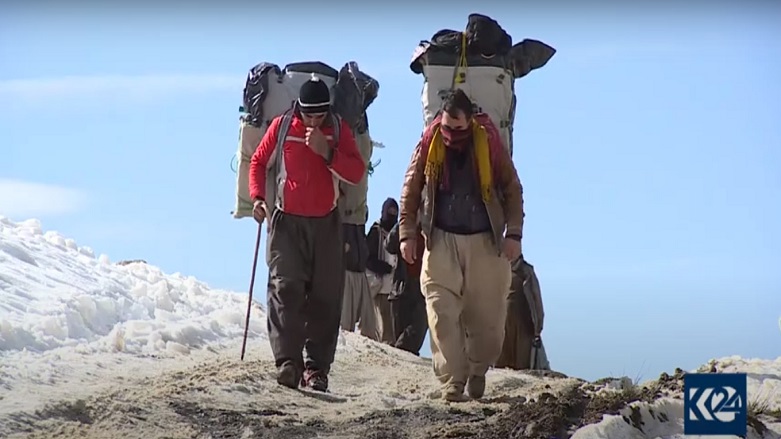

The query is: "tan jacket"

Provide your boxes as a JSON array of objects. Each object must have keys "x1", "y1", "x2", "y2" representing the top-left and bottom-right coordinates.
[{"x1": 399, "y1": 113, "x2": 524, "y2": 254}]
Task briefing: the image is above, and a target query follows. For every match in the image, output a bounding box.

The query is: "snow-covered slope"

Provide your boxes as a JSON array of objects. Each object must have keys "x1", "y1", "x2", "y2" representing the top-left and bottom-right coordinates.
[
  {"x1": 1, "y1": 215, "x2": 779, "y2": 439},
  {"x1": 0, "y1": 215, "x2": 268, "y2": 419},
  {"x1": 0, "y1": 216, "x2": 257, "y2": 355}
]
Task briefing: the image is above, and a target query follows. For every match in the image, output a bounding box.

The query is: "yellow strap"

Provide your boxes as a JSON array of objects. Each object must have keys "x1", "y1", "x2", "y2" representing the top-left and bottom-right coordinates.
[{"x1": 455, "y1": 32, "x2": 468, "y2": 84}]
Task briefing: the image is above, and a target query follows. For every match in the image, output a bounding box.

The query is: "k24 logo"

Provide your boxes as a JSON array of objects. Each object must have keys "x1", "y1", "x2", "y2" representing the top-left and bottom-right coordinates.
[
  {"x1": 683, "y1": 373, "x2": 747, "y2": 436},
  {"x1": 688, "y1": 386, "x2": 743, "y2": 422}
]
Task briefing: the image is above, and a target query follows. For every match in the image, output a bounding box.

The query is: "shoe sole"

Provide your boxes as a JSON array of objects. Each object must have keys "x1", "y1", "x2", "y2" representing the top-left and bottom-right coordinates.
[
  {"x1": 444, "y1": 393, "x2": 470, "y2": 402},
  {"x1": 308, "y1": 384, "x2": 328, "y2": 392},
  {"x1": 305, "y1": 379, "x2": 328, "y2": 392}
]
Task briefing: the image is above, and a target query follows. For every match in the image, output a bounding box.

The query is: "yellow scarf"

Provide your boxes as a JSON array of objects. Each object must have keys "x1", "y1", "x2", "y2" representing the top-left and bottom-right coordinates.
[{"x1": 424, "y1": 119, "x2": 492, "y2": 202}]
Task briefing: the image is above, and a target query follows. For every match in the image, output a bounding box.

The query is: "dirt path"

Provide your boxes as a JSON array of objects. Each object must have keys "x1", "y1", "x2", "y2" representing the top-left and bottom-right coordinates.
[
  {"x1": 5, "y1": 340, "x2": 776, "y2": 439},
  {"x1": 3, "y1": 340, "x2": 583, "y2": 439}
]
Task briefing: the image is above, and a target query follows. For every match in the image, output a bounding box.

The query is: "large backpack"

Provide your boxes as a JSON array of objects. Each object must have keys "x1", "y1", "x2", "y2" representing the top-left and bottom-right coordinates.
[
  {"x1": 409, "y1": 14, "x2": 556, "y2": 158},
  {"x1": 232, "y1": 61, "x2": 379, "y2": 222},
  {"x1": 333, "y1": 62, "x2": 379, "y2": 226}
]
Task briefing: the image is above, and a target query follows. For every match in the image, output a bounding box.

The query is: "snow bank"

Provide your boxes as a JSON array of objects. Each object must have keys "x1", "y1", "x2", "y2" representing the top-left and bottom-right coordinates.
[
  {"x1": 0, "y1": 216, "x2": 265, "y2": 355},
  {"x1": 2, "y1": 214, "x2": 780, "y2": 439},
  {"x1": 571, "y1": 356, "x2": 781, "y2": 439}
]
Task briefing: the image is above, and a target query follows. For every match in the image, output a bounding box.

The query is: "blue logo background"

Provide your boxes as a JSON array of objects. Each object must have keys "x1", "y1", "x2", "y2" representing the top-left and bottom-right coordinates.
[{"x1": 683, "y1": 373, "x2": 747, "y2": 436}]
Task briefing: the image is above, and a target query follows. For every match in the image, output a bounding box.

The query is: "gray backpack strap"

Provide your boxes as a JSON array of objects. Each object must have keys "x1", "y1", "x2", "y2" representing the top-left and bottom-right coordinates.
[
  {"x1": 265, "y1": 109, "x2": 294, "y2": 216},
  {"x1": 330, "y1": 113, "x2": 341, "y2": 149},
  {"x1": 325, "y1": 113, "x2": 341, "y2": 165},
  {"x1": 274, "y1": 110, "x2": 294, "y2": 171}
]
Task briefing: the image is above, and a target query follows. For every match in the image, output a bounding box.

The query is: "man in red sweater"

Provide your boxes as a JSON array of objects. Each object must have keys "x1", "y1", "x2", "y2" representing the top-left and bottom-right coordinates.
[{"x1": 248, "y1": 77, "x2": 366, "y2": 392}]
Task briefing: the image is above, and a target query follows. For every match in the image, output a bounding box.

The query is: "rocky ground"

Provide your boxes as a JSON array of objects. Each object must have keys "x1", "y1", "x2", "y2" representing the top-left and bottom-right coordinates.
[{"x1": 4, "y1": 346, "x2": 779, "y2": 439}]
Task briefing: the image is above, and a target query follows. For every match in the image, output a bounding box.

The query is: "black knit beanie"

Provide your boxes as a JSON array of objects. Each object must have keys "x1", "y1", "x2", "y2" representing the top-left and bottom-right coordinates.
[{"x1": 297, "y1": 76, "x2": 331, "y2": 114}]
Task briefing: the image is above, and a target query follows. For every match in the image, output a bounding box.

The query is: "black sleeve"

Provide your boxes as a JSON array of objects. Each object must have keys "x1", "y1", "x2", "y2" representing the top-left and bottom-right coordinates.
[
  {"x1": 342, "y1": 224, "x2": 368, "y2": 272},
  {"x1": 386, "y1": 223, "x2": 401, "y2": 256},
  {"x1": 366, "y1": 224, "x2": 393, "y2": 275}
]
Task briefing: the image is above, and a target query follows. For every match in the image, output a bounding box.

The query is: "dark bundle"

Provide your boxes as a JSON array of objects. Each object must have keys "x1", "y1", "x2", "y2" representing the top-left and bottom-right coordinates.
[{"x1": 409, "y1": 13, "x2": 556, "y2": 79}]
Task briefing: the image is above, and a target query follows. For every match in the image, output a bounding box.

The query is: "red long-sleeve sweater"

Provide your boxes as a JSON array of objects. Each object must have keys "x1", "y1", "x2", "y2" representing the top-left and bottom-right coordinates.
[{"x1": 248, "y1": 113, "x2": 366, "y2": 217}]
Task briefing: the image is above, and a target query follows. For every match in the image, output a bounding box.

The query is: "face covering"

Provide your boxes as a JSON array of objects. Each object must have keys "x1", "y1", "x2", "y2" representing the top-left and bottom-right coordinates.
[
  {"x1": 380, "y1": 213, "x2": 397, "y2": 231},
  {"x1": 441, "y1": 125, "x2": 472, "y2": 150}
]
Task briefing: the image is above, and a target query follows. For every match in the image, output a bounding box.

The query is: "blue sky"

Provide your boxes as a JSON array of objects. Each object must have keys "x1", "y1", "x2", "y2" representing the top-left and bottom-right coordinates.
[{"x1": 1, "y1": 3, "x2": 779, "y2": 381}]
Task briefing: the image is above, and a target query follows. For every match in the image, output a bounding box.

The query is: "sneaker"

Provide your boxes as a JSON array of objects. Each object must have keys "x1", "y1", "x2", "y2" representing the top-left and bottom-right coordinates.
[
  {"x1": 466, "y1": 375, "x2": 485, "y2": 399},
  {"x1": 443, "y1": 382, "x2": 469, "y2": 402},
  {"x1": 302, "y1": 369, "x2": 329, "y2": 392},
  {"x1": 276, "y1": 361, "x2": 300, "y2": 389}
]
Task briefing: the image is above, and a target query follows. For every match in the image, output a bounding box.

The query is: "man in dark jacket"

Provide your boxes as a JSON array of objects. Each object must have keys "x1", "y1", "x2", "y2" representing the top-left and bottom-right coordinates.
[
  {"x1": 339, "y1": 223, "x2": 377, "y2": 339},
  {"x1": 248, "y1": 77, "x2": 366, "y2": 392},
  {"x1": 365, "y1": 197, "x2": 399, "y2": 344},
  {"x1": 386, "y1": 221, "x2": 428, "y2": 356}
]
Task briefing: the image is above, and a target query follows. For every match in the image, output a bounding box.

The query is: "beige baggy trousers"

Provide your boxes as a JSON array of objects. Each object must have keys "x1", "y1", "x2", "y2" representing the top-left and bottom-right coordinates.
[
  {"x1": 340, "y1": 270, "x2": 377, "y2": 340},
  {"x1": 421, "y1": 228, "x2": 512, "y2": 388}
]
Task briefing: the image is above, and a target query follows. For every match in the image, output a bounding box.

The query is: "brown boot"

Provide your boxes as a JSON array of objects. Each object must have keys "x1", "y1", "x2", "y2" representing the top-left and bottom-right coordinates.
[
  {"x1": 302, "y1": 369, "x2": 329, "y2": 392},
  {"x1": 276, "y1": 361, "x2": 300, "y2": 389},
  {"x1": 466, "y1": 375, "x2": 485, "y2": 399}
]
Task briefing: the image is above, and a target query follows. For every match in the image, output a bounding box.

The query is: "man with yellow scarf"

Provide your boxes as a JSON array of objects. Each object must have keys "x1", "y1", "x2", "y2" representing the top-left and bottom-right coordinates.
[{"x1": 398, "y1": 89, "x2": 524, "y2": 402}]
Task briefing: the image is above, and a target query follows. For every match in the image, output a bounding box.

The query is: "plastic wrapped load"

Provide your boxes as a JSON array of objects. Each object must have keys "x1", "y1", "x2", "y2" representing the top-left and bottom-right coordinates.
[
  {"x1": 409, "y1": 13, "x2": 556, "y2": 157},
  {"x1": 338, "y1": 127, "x2": 374, "y2": 225},
  {"x1": 233, "y1": 60, "x2": 379, "y2": 223},
  {"x1": 333, "y1": 61, "x2": 380, "y2": 135}
]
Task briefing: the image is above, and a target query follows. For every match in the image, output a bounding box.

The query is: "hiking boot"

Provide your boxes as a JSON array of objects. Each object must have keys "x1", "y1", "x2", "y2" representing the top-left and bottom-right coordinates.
[
  {"x1": 443, "y1": 383, "x2": 469, "y2": 402},
  {"x1": 302, "y1": 369, "x2": 329, "y2": 392},
  {"x1": 276, "y1": 361, "x2": 300, "y2": 390},
  {"x1": 467, "y1": 375, "x2": 486, "y2": 399}
]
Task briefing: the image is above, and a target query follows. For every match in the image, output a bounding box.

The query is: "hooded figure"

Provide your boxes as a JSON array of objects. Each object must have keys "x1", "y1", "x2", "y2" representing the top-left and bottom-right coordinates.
[{"x1": 365, "y1": 197, "x2": 399, "y2": 344}]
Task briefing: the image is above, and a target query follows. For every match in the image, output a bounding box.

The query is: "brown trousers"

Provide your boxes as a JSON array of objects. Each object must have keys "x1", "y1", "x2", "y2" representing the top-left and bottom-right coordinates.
[
  {"x1": 389, "y1": 278, "x2": 428, "y2": 356},
  {"x1": 265, "y1": 208, "x2": 344, "y2": 375},
  {"x1": 495, "y1": 286, "x2": 536, "y2": 370},
  {"x1": 421, "y1": 228, "x2": 511, "y2": 388}
]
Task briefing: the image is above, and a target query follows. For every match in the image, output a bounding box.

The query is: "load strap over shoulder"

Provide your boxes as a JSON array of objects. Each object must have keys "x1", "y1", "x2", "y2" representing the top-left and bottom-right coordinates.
[{"x1": 265, "y1": 109, "x2": 342, "y2": 214}]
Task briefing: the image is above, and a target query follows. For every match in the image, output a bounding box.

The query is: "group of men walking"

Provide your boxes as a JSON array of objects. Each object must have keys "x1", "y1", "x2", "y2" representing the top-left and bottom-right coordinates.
[{"x1": 247, "y1": 76, "x2": 544, "y2": 400}]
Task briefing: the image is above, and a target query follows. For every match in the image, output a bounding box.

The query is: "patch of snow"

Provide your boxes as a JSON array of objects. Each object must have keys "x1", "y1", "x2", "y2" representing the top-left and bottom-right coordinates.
[
  {"x1": 0, "y1": 216, "x2": 264, "y2": 355},
  {"x1": 0, "y1": 216, "x2": 267, "y2": 415},
  {"x1": 571, "y1": 357, "x2": 781, "y2": 439}
]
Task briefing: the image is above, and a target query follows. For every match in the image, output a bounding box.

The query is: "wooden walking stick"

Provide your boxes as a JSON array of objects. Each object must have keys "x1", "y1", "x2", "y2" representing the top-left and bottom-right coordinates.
[{"x1": 240, "y1": 222, "x2": 263, "y2": 361}]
